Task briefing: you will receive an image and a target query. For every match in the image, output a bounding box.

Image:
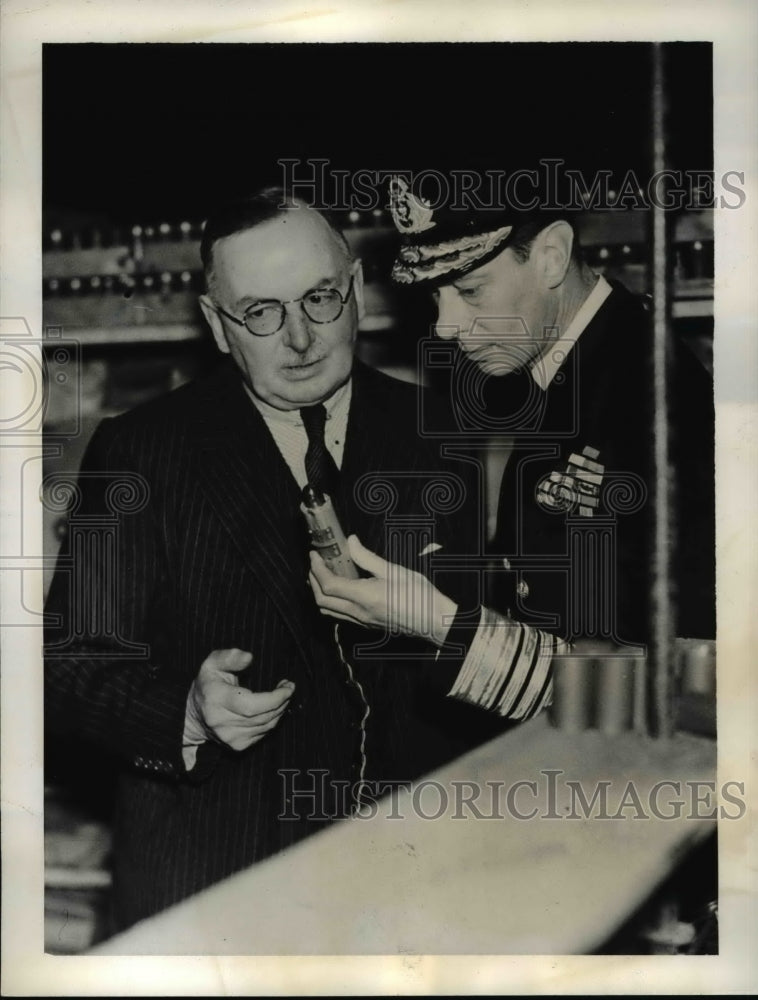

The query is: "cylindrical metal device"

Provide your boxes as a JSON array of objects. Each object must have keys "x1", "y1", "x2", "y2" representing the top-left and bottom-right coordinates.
[
  {"x1": 595, "y1": 655, "x2": 635, "y2": 736},
  {"x1": 300, "y1": 484, "x2": 359, "y2": 579},
  {"x1": 550, "y1": 653, "x2": 594, "y2": 733}
]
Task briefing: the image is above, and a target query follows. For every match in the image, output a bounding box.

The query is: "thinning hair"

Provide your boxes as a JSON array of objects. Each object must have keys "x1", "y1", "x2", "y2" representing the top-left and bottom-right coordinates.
[{"x1": 200, "y1": 187, "x2": 351, "y2": 293}]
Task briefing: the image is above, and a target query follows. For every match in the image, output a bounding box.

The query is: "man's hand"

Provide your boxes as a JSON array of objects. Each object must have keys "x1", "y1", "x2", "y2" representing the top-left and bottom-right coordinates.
[
  {"x1": 308, "y1": 535, "x2": 457, "y2": 648},
  {"x1": 186, "y1": 648, "x2": 295, "y2": 752}
]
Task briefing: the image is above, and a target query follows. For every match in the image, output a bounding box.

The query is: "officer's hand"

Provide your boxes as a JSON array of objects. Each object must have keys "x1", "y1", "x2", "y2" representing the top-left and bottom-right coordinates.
[
  {"x1": 308, "y1": 535, "x2": 457, "y2": 648},
  {"x1": 187, "y1": 648, "x2": 294, "y2": 752}
]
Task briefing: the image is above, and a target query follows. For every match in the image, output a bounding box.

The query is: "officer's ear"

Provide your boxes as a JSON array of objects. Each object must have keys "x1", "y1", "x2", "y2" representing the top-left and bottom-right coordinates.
[
  {"x1": 199, "y1": 294, "x2": 231, "y2": 355},
  {"x1": 536, "y1": 220, "x2": 574, "y2": 290}
]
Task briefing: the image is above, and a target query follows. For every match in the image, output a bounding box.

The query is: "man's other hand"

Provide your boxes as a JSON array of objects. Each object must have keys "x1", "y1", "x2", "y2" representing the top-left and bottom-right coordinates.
[{"x1": 186, "y1": 648, "x2": 295, "y2": 752}]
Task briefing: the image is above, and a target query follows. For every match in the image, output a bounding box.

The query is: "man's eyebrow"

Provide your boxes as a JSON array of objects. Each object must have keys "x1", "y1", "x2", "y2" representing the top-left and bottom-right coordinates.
[
  {"x1": 307, "y1": 274, "x2": 341, "y2": 289},
  {"x1": 233, "y1": 294, "x2": 268, "y2": 310},
  {"x1": 233, "y1": 275, "x2": 341, "y2": 310},
  {"x1": 453, "y1": 272, "x2": 489, "y2": 286}
]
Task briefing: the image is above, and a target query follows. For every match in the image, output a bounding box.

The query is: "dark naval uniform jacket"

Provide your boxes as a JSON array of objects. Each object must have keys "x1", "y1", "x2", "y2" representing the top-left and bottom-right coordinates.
[{"x1": 489, "y1": 279, "x2": 715, "y2": 647}]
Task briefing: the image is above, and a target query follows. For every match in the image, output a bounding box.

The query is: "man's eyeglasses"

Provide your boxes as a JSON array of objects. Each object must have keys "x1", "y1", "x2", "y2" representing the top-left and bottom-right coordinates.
[{"x1": 213, "y1": 275, "x2": 355, "y2": 337}]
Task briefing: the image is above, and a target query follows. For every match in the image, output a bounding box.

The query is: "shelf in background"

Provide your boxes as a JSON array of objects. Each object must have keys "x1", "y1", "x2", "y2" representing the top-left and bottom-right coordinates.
[
  {"x1": 42, "y1": 314, "x2": 397, "y2": 347},
  {"x1": 42, "y1": 211, "x2": 714, "y2": 274},
  {"x1": 42, "y1": 295, "x2": 713, "y2": 347},
  {"x1": 42, "y1": 212, "x2": 714, "y2": 340}
]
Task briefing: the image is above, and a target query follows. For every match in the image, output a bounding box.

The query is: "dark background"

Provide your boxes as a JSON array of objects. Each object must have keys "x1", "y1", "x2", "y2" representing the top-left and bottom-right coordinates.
[{"x1": 43, "y1": 41, "x2": 712, "y2": 223}]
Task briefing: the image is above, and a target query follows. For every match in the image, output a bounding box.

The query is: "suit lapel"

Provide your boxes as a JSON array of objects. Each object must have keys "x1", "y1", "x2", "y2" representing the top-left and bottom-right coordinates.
[
  {"x1": 188, "y1": 361, "x2": 429, "y2": 663},
  {"x1": 190, "y1": 363, "x2": 315, "y2": 670}
]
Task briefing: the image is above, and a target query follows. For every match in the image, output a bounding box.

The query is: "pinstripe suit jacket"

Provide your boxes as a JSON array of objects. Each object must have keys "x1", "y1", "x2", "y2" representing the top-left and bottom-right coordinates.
[{"x1": 45, "y1": 358, "x2": 481, "y2": 930}]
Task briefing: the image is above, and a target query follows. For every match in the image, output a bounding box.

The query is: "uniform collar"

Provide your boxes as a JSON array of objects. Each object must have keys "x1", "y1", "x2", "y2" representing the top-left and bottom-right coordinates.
[{"x1": 530, "y1": 274, "x2": 613, "y2": 391}]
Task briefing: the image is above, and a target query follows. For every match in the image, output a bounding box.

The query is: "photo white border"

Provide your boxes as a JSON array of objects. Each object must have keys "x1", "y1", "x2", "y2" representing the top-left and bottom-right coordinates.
[{"x1": 1, "y1": 0, "x2": 755, "y2": 994}]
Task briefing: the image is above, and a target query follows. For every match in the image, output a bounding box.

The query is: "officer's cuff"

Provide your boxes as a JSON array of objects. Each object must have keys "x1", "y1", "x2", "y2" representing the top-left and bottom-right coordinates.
[
  {"x1": 421, "y1": 604, "x2": 483, "y2": 696},
  {"x1": 448, "y1": 606, "x2": 560, "y2": 720},
  {"x1": 437, "y1": 603, "x2": 483, "y2": 663}
]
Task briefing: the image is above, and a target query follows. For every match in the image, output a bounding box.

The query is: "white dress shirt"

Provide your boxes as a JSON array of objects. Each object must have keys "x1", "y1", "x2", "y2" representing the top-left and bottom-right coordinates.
[{"x1": 246, "y1": 379, "x2": 352, "y2": 484}]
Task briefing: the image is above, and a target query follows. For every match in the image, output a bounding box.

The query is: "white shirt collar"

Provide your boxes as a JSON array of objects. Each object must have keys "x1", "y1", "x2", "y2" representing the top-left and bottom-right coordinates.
[
  {"x1": 244, "y1": 377, "x2": 352, "y2": 426},
  {"x1": 530, "y1": 274, "x2": 613, "y2": 391}
]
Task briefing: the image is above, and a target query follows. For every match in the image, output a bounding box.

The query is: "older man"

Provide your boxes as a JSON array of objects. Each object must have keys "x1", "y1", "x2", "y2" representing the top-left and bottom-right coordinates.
[
  {"x1": 45, "y1": 189, "x2": 492, "y2": 931},
  {"x1": 311, "y1": 178, "x2": 714, "y2": 701}
]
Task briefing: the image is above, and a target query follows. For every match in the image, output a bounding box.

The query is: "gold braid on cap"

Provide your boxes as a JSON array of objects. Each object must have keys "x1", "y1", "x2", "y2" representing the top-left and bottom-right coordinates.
[{"x1": 392, "y1": 225, "x2": 514, "y2": 284}]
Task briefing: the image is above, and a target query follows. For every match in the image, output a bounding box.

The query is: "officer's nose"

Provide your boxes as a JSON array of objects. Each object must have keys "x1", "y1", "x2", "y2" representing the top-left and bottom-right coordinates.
[{"x1": 281, "y1": 302, "x2": 315, "y2": 354}]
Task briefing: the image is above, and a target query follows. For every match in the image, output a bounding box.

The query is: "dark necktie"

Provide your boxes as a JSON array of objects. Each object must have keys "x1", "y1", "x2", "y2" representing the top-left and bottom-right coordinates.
[{"x1": 300, "y1": 403, "x2": 341, "y2": 498}]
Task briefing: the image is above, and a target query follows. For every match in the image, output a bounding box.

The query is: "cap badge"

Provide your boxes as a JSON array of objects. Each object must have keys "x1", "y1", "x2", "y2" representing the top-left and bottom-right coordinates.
[{"x1": 389, "y1": 176, "x2": 436, "y2": 234}]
